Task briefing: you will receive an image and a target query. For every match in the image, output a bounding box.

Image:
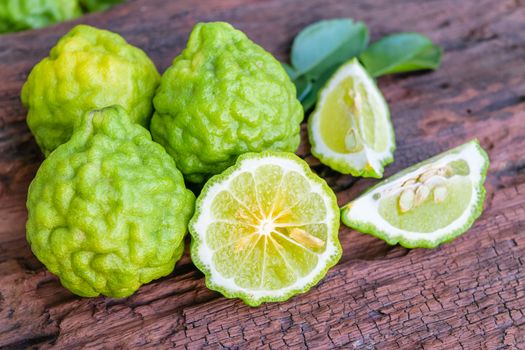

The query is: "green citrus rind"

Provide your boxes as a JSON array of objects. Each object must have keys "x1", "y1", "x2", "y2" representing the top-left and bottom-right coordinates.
[
  {"x1": 341, "y1": 140, "x2": 489, "y2": 248},
  {"x1": 189, "y1": 151, "x2": 342, "y2": 306}
]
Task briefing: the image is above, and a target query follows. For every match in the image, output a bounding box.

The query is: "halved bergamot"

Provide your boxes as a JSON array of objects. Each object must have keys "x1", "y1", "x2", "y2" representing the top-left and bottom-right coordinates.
[
  {"x1": 341, "y1": 140, "x2": 489, "y2": 248},
  {"x1": 308, "y1": 58, "x2": 395, "y2": 178},
  {"x1": 189, "y1": 151, "x2": 341, "y2": 306}
]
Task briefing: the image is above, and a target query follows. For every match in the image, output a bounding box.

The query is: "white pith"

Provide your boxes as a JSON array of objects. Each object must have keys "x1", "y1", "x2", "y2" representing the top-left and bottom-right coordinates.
[
  {"x1": 344, "y1": 142, "x2": 486, "y2": 243},
  {"x1": 193, "y1": 156, "x2": 338, "y2": 301},
  {"x1": 310, "y1": 59, "x2": 394, "y2": 174}
]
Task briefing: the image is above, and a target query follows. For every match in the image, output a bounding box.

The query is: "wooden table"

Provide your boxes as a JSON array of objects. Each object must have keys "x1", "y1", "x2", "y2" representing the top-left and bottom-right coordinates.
[{"x1": 1, "y1": 0, "x2": 524, "y2": 348}]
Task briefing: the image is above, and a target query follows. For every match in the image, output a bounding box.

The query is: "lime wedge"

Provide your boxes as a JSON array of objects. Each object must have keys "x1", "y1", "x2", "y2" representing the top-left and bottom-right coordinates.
[
  {"x1": 189, "y1": 151, "x2": 341, "y2": 306},
  {"x1": 341, "y1": 140, "x2": 489, "y2": 248},
  {"x1": 308, "y1": 58, "x2": 395, "y2": 178}
]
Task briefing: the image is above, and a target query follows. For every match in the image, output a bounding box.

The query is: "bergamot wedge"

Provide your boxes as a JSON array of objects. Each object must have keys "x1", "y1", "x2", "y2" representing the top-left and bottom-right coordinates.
[
  {"x1": 26, "y1": 106, "x2": 195, "y2": 297},
  {"x1": 151, "y1": 22, "x2": 303, "y2": 183},
  {"x1": 189, "y1": 152, "x2": 341, "y2": 306},
  {"x1": 308, "y1": 58, "x2": 395, "y2": 178},
  {"x1": 21, "y1": 24, "x2": 160, "y2": 156},
  {"x1": 341, "y1": 140, "x2": 489, "y2": 248}
]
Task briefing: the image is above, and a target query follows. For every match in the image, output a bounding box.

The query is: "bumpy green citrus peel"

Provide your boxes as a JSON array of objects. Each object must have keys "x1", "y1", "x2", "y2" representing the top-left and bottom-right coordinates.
[
  {"x1": 26, "y1": 106, "x2": 194, "y2": 297},
  {"x1": 151, "y1": 22, "x2": 303, "y2": 183},
  {"x1": 21, "y1": 24, "x2": 159, "y2": 156}
]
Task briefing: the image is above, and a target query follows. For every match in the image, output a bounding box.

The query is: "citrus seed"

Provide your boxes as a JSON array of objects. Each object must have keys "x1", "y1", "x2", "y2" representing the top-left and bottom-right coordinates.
[
  {"x1": 433, "y1": 186, "x2": 448, "y2": 203},
  {"x1": 437, "y1": 165, "x2": 453, "y2": 177},
  {"x1": 423, "y1": 175, "x2": 447, "y2": 188},
  {"x1": 289, "y1": 228, "x2": 325, "y2": 249},
  {"x1": 418, "y1": 169, "x2": 437, "y2": 183},
  {"x1": 344, "y1": 129, "x2": 362, "y2": 152},
  {"x1": 399, "y1": 188, "x2": 415, "y2": 213},
  {"x1": 402, "y1": 178, "x2": 417, "y2": 188},
  {"x1": 414, "y1": 184, "x2": 431, "y2": 206}
]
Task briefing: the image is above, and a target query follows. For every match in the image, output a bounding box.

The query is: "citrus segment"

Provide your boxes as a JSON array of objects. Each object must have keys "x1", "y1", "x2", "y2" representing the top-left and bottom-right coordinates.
[
  {"x1": 190, "y1": 152, "x2": 341, "y2": 306},
  {"x1": 308, "y1": 58, "x2": 395, "y2": 177},
  {"x1": 341, "y1": 140, "x2": 489, "y2": 248}
]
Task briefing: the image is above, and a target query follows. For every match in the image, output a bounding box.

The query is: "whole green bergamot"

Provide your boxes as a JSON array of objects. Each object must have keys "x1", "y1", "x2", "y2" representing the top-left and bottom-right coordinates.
[
  {"x1": 0, "y1": 0, "x2": 82, "y2": 34},
  {"x1": 26, "y1": 106, "x2": 195, "y2": 298},
  {"x1": 21, "y1": 24, "x2": 160, "y2": 156},
  {"x1": 150, "y1": 22, "x2": 303, "y2": 183}
]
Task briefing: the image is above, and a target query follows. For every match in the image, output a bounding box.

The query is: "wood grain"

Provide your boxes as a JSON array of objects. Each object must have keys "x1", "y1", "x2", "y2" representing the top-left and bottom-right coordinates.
[{"x1": 1, "y1": 0, "x2": 525, "y2": 348}]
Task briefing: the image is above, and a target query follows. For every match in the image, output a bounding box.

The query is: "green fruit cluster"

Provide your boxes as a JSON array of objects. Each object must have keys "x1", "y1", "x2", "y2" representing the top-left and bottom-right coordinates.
[
  {"x1": 24, "y1": 22, "x2": 302, "y2": 297},
  {"x1": 21, "y1": 17, "x2": 481, "y2": 307},
  {"x1": 0, "y1": 0, "x2": 125, "y2": 34}
]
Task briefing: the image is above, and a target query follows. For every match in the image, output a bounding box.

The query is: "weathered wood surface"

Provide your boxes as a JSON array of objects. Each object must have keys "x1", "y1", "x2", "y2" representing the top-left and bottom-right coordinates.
[{"x1": 1, "y1": 0, "x2": 524, "y2": 348}]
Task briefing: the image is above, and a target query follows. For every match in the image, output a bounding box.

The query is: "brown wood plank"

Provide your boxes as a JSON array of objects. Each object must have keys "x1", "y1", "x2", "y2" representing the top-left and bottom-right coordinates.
[{"x1": 0, "y1": 0, "x2": 524, "y2": 348}]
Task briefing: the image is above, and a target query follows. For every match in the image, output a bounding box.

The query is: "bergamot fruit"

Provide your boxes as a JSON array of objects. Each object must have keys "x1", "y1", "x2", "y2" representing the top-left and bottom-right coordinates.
[
  {"x1": 189, "y1": 151, "x2": 341, "y2": 306},
  {"x1": 151, "y1": 22, "x2": 303, "y2": 183},
  {"x1": 26, "y1": 106, "x2": 195, "y2": 298},
  {"x1": 308, "y1": 58, "x2": 395, "y2": 178},
  {"x1": 341, "y1": 140, "x2": 489, "y2": 248},
  {"x1": 21, "y1": 24, "x2": 160, "y2": 156},
  {"x1": 0, "y1": 0, "x2": 82, "y2": 34}
]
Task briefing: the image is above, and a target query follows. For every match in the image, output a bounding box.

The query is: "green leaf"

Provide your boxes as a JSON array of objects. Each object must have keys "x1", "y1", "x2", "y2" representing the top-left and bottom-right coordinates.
[
  {"x1": 295, "y1": 75, "x2": 313, "y2": 102},
  {"x1": 282, "y1": 62, "x2": 313, "y2": 103},
  {"x1": 281, "y1": 62, "x2": 299, "y2": 81},
  {"x1": 300, "y1": 64, "x2": 340, "y2": 112},
  {"x1": 291, "y1": 18, "x2": 369, "y2": 78},
  {"x1": 359, "y1": 32, "x2": 443, "y2": 77},
  {"x1": 300, "y1": 82, "x2": 317, "y2": 112}
]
